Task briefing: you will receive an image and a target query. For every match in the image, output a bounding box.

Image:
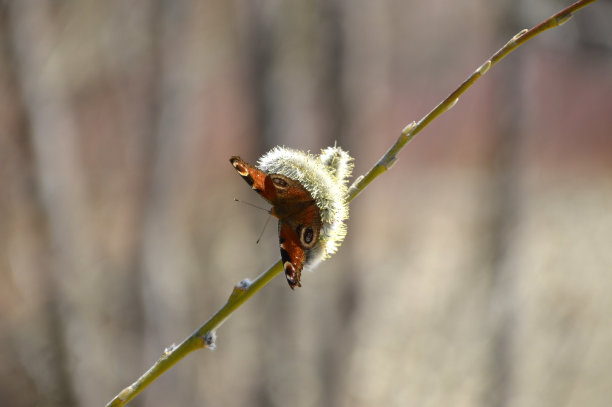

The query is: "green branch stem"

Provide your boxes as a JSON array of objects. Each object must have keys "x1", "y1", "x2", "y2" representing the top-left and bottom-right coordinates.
[
  {"x1": 106, "y1": 1, "x2": 599, "y2": 405},
  {"x1": 347, "y1": 0, "x2": 598, "y2": 201}
]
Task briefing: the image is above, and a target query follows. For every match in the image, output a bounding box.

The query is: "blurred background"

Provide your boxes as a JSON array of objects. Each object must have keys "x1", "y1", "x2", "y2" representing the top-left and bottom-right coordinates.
[{"x1": 1, "y1": 0, "x2": 611, "y2": 406}]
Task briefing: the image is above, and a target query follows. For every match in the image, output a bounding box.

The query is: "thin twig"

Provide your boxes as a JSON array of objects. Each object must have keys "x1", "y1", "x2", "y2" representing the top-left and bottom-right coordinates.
[
  {"x1": 106, "y1": 269, "x2": 281, "y2": 407},
  {"x1": 347, "y1": 0, "x2": 598, "y2": 202},
  {"x1": 106, "y1": 1, "x2": 599, "y2": 405}
]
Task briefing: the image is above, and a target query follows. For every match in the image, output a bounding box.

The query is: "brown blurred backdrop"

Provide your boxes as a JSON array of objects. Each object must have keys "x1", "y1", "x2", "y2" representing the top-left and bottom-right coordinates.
[{"x1": 1, "y1": 1, "x2": 611, "y2": 406}]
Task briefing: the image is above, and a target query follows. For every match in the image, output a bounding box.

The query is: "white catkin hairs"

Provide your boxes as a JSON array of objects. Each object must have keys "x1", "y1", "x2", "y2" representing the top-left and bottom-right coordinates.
[{"x1": 257, "y1": 145, "x2": 354, "y2": 263}]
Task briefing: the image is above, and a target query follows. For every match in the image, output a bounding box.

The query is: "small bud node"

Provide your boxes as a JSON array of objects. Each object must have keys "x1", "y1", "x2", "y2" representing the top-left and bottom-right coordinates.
[
  {"x1": 444, "y1": 98, "x2": 459, "y2": 112},
  {"x1": 203, "y1": 331, "x2": 217, "y2": 350},
  {"x1": 556, "y1": 13, "x2": 573, "y2": 26},
  {"x1": 401, "y1": 121, "x2": 416, "y2": 136},
  {"x1": 118, "y1": 386, "x2": 134, "y2": 400},
  {"x1": 237, "y1": 279, "x2": 251, "y2": 289},
  {"x1": 477, "y1": 60, "x2": 491, "y2": 75},
  {"x1": 384, "y1": 156, "x2": 399, "y2": 170},
  {"x1": 511, "y1": 29, "x2": 529, "y2": 43},
  {"x1": 163, "y1": 343, "x2": 177, "y2": 356}
]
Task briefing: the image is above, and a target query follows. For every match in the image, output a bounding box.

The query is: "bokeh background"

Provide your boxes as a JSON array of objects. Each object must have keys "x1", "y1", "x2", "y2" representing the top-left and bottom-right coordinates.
[{"x1": 1, "y1": 0, "x2": 611, "y2": 406}]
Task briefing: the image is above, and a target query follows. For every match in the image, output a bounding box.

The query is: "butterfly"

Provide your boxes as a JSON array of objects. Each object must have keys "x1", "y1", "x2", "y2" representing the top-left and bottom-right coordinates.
[{"x1": 230, "y1": 146, "x2": 353, "y2": 289}]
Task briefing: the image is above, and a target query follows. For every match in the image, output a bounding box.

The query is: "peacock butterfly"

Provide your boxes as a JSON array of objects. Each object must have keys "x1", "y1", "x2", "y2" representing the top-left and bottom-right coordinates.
[{"x1": 230, "y1": 146, "x2": 353, "y2": 289}]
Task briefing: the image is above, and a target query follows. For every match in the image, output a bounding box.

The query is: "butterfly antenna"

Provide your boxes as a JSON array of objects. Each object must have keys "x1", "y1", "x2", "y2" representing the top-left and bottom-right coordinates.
[
  {"x1": 234, "y1": 198, "x2": 273, "y2": 244},
  {"x1": 234, "y1": 198, "x2": 270, "y2": 213},
  {"x1": 256, "y1": 214, "x2": 273, "y2": 244}
]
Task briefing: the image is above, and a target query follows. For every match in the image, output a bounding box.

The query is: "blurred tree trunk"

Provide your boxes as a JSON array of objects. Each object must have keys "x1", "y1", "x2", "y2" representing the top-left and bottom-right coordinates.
[
  {"x1": 242, "y1": 1, "x2": 358, "y2": 406},
  {"x1": 6, "y1": 1, "x2": 87, "y2": 405},
  {"x1": 482, "y1": 2, "x2": 525, "y2": 406},
  {"x1": 138, "y1": 1, "x2": 203, "y2": 405}
]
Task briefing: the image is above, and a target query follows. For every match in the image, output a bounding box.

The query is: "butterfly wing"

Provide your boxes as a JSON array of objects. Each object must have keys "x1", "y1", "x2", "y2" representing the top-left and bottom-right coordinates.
[
  {"x1": 230, "y1": 156, "x2": 274, "y2": 204},
  {"x1": 279, "y1": 221, "x2": 305, "y2": 289},
  {"x1": 230, "y1": 156, "x2": 312, "y2": 205},
  {"x1": 278, "y1": 204, "x2": 321, "y2": 289}
]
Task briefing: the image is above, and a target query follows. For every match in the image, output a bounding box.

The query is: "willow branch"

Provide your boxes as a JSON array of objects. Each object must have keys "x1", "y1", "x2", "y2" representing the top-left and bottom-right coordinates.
[
  {"x1": 346, "y1": 0, "x2": 597, "y2": 202},
  {"x1": 106, "y1": 1, "x2": 599, "y2": 405},
  {"x1": 106, "y1": 262, "x2": 283, "y2": 407}
]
